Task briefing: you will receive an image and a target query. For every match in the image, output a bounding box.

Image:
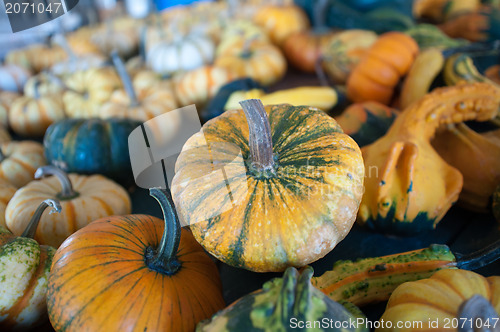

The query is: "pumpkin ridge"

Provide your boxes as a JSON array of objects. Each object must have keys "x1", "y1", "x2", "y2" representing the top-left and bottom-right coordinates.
[
  {"x1": 104, "y1": 217, "x2": 151, "y2": 249},
  {"x1": 54, "y1": 265, "x2": 148, "y2": 331},
  {"x1": 77, "y1": 228, "x2": 146, "y2": 252},
  {"x1": 115, "y1": 269, "x2": 150, "y2": 331}
]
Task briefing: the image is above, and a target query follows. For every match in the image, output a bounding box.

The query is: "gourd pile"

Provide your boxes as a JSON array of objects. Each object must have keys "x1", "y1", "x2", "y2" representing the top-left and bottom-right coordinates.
[{"x1": 0, "y1": 0, "x2": 500, "y2": 331}]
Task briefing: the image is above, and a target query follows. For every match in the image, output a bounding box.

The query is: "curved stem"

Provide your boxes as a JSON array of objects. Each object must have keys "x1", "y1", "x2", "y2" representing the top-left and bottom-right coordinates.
[
  {"x1": 22, "y1": 199, "x2": 61, "y2": 238},
  {"x1": 442, "y1": 40, "x2": 500, "y2": 58},
  {"x1": 458, "y1": 295, "x2": 499, "y2": 332},
  {"x1": 34, "y1": 166, "x2": 79, "y2": 200},
  {"x1": 456, "y1": 239, "x2": 500, "y2": 270},
  {"x1": 111, "y1": 51, "x2": 139, "y2": 107},
  {"x1": 239, "y1": 99, "x2": 276, "y2": 175},
  {"x1": 313, "y1": 0, "x2": 328, "y2": 30},
  {"x1": 146, "y1": 188, "x2": 181, "y2": 275},
  {"x1": 52, "y1": 34, "x2": 77, "y2": 62}
]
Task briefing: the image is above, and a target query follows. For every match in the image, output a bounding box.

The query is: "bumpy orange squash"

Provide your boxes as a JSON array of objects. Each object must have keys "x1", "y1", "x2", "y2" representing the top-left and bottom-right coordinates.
[
  {"x1": 433, "y1": 123, "x2": 500, "y2": 212},
  {"x1": 358, "y1": 83, "x2": 500, "y2": 235},
  {"x1": 171, "y1": 99, "x2": 364, "y2": 272}
]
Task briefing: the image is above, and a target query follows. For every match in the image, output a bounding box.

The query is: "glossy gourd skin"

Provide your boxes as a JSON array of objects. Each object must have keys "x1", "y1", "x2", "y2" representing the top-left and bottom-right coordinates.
[
  {"x1": 44, "y1": 118, "x2": 140, "y2": 181},
  {"x1": 198, "y1": 267, "x2": 368, "y2": 332},
  {"x1": 172, "y1": 101, "x2": 364, "y2": 272},
  {"x1": 377, "y1": 269, "x2": 500, "y2": 332},
  {"x1": 47, "y1": 189, "x2": 225, "y2": 332},
  {"x1": 358, "y1": 83, "x2": 500, "y2": 235}
]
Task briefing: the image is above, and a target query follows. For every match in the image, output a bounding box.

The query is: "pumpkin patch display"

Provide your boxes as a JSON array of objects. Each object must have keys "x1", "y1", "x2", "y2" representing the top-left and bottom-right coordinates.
[
  {"x1": 377, "y1": 269, "x2": 500, "y2": 331},
  {"x1": 5, "y1": 166, "x2": 131, "y2": 247},
  {"x1": 0, "y1": 141, "x2": 45, "y2": 188},
  {"x1": 347, "y1": 32, "x2": 419, "y2": 105},
  {"x1": 358, "y1": 83, "x2": 500, "y2": 235},
  {"x1": 215, "y1": 39, "x2": 287, "y2": 87},
  {"x1": 171, "y1": 99, "x2": 364, "y2": 272},
  {"x1": 47, "y1": 188, "x2": 225, "y2": 332},
  {"x1": 198, "y1": 267, "x2": 369, "y2": 332},
  {"x1": 0, "y1": 199, "x2": 61, "y2": 330},
  {"x1": 44, "y1": 118, "x2": 141, "y2": 181}
]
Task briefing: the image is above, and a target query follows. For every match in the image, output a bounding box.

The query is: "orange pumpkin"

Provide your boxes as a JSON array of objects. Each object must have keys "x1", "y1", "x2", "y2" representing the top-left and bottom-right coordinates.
[
  {"x1": 0, "y1": 178, "x2": 16, "y2": 228},
  {"x1": 0, "y1": 91, "x2": 19, "y2": 127},
  {"x1": 253, "y1": 3, "x2": 310, "y2": 47},
  {"x1": 347, "y1": 32, "x2": 419, "y2": 105},
  {"x1": 0, "y1": 141, "x2": 45, "y2": 188},
  {"x1": 438, "y1": 12, "x2": 490, "y2": 42},
  {"x1": 215, "y1": 39, "x2": 286, "y2": 86},
  {"x1": 47, "y1": 188, "x2": 225, "y2": 332}
]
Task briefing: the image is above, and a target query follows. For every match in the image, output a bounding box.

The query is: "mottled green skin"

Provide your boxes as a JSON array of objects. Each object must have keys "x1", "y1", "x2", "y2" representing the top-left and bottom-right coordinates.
[
  {"x1": 43, "y1": 118, "x2": 140, "y2": 182},
  {"x1": 197, "y1": 267, "x2": 368, "y2": 332},
  {"x1": 350, "y1": 110, "x2": 397, "y2": 148},
  {"x1": 405, "y1": 24, "x2": 468, "y2": 49},
  {"x1": 363, "y1": 204, "x2": 437, "y2": 235}
]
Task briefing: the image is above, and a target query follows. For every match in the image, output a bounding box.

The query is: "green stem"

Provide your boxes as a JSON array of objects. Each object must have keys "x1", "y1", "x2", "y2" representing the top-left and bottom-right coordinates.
[
  {"x1": 111, "y1": 51, "x2": 139, "y2": 107},
  {"x1": 458, "y1": 295, "x2": 499, "y2": 332},
  {"x1": 239, "y1": 99, "x2": 276, "y2": 175},
  {"x1": 146, "y1": 188, "x2": 181, "y2": 275},
  {"x1": 21, "y1": 199, "x2": 61, "y2": 238},
  {"x1": 34, "y1": 166, "x2": 79, "y2": 200}
]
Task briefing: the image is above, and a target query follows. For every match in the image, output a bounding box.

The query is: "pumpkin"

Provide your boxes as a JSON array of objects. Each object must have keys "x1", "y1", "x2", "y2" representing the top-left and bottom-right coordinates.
[
  {"x1": 0, "y1": 91, "x2": 19, "y2": 127},
  {"x1": 9, "y1": 86, "x2": 66, "y2": 137},
  {"x1": 28, "y1": 45, "x2": 68, "y2": 73},
  {"x1": 6, "y1": 166, "x2": 131, "y2": 247},
  {"x1": 0, "y1": 199, "x2": 60, "y2": 330},
  {"x1": 66, "y1": 30, "x2": 102, "y2": 56},
  {"x1": 438, "y1": 11, "x2": 490, "y2": 42},
  {"x1": 358, "y1": 83, "x2": 500, "y2": 235},
  {"x1": 23, "y1": 73, "x2": 66, "y2": 98},
  {"x1": 198, "y1": 267, "x2": 369, "y2": 332},
  {"x1": 215, "y1": 19, "x2": 269, "y2": 56},
  {"x1": 493, "y1": 184, "x2": 500, "y2": 222},
  {"x1": 412, "y1": 0, "x2": 480, "y2": 22},
  {"x1": 321, "y1": 29, "x2": 378, "y2": 84},
  {"x1": 0, "y1": 141, "x2": 45, "y2": 188},
  {"x1": 0, "y1": 179, "x2": 16, "y2": 228},
  {"x1": 253, "y1": 3, "x2": 310, "y2": 46},
  {"x1": 100, "y1": 52, "x2": 178, "y2": 122},
  {"x1": 171, "y1": 99, "x2": 364, "y2": 272},
  {"x1": 0, "y1": 64, "x2": 31, "y2": 93},
  {"x1": 62, "y1": 67, "x2": 122, "y2": 118},
  {"x1": 174, "y1": 65, "x2": 238, "y2": 107},
  {"x1": 90, "y1": 22, "x2": 139, "y2": 58},
  {"x1": 377, "y1": 269, "x2": 500, "y2": 331},
  {"x1": 486, "y1": 64, "x2": 500, "y2": 84},
  {"x1": 4, "y1": 48, "x2": 33, "y2": 72},
  {"x1": 215, "y1": 39, "x2": 287, "y2": 87},
  {"x1": 44, "y1": 118, "x2": 140, "y2": 182},
  {"x1": 0, "y1": 126, "x2": 10, "y2": 145},
  {"x1": 335, "y1": 101, "x2": 398, "y2": 147},
  {"x1": 146, "y1": 32, "x2": 215, "y2": 76},
  {"x1": 346, "y1": 32, "x2": 419, "y2": 105},
  {"x1": 432, "y1": 123, "x2": 500, "y2": 212},
  {"x1": 281, "y1": 0, "x2": 336, "y2": 73},
  {"x1": 47, "y1": 188, "x2": 225, "y2": 332}
]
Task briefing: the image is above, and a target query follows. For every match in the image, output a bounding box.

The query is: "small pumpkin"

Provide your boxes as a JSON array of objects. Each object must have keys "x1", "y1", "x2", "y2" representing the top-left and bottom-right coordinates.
[
  {"x1": 0, "y1": 178, "x2": 16, "y2": 228},
  {"x1": 100, "y1": 52, "x2": 178, "y2": 122},
  {"x1": 0, "y1": 64, "x2": 31, "y2": 93},
  {"x1": 44, "y1": 118, "x2": 141, "y2": 181},
  {"x1": 9, "y1": 85, "x2": 66, "y2": 137},
  {"x1": 253, "y1": 3, "x2": 310, "y2": 46},
  {"x1": 346, "y1": 32, "x2": 419, "y2": 105},
  {"x1": 0, "y1": 141, "x2": 45, "y2": 188},
  {"x1": 28, "y1": 45, "x2": 68, "y2": 73},
  {"x1": 215, "y1": 19, "x2": 269, "y2": 56},
  {"x1": 432, "y1": 123, "x2": 500, "y2": 212},
  {"x1": 198, "y1": 267, "x2": 368, "y2": 332},
  {"x1": 358, "y1": 83, "x2": 500, "y2": 235},
  {"x1": 438, "y1": 11, "x2": 491, "y2": 42},
  {"x1": 146, "y1": 32, "x2": 215, "y2": 76},
  {"x1": 90, "y1": 21, "x2": 139, "y2": 58},
  {"x1": 171, "y1": 99, "x2": 364, "y2": 272},
  {"x1": 377, "y1": 269, "x2": 500, "y2": 331},
  {"x1": 335, "y1": 101, "x2": 398, "y2": 147},
  {"x1": 0, "y1": 199, "x2": 61, "y2": 330},
  {"x1": 62, "y1": 67, "x2": 122, "y2": 118},
  {"x1": 215, "y1": 39, "x2": 286, "y2": 86},
  {"x1": 0, "y1": 91, "x2": 19, "y2": 127},
  {"x1": 47, "y1": 188, "x2": 225, "y2": 332},
  {"x1": 23, "y1": 73, "x2": 66, "y2": 98},
  {"x1": 321, "y1": 29, "x2": 378, "y2": 84},
  {"x1": 174, "y1": 65, "x2": 238, "y2": 107},
  {"x1": 6, "y1": 166, "x2": 131, "y2": 247},
  {"x1": 485, "y1": 64, "x2": 500, "y2": 85}
]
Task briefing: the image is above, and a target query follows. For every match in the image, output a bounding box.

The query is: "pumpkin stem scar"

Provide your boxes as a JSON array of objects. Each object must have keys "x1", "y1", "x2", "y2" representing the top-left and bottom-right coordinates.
[
  {"x1": 34, "y1": 166, "x2": 80, "y2": 200},
  {"x1": 111, "y1": 51, "x2": 139, "y2": 107},
  {"x1": 240, "y1": 99, "x2": 276, "y2": 176},
  {"x1": 146, "y1": 188, "x2": 182, "y2": 275},
  {"x1": 457, "y1": 295, "x2": 500, "y2": 332},
  {"x1": 21, "y1": 199, "x2": 61, "y2": 239}
]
